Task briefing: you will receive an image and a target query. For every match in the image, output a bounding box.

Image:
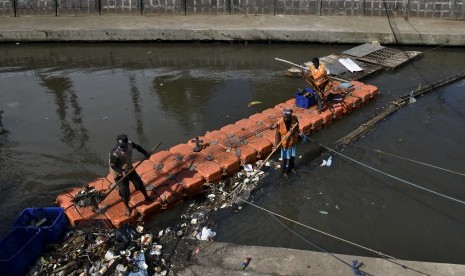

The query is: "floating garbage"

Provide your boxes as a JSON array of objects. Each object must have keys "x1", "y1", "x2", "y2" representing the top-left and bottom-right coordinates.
[
  {"x1": 320, "y1": 156, "x2": 332, "y2": 167},
  {"x1": 247, "y1": 101, "x2": 262, "y2": 107},
  {"x1": 409, "y1": 91, "x2": 417, "y2": 104},
  {"x1": 319, "y1": 210, "x2": 329, "y2": 215},
  {"x1": 244, "y1": 164, "x2": 254, "y2": 172}
]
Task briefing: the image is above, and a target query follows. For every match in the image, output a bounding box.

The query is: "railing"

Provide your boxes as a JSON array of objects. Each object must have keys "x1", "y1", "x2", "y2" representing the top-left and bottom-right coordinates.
[{"x1": 1, "y1": 0, "x2": 463, "y2": 20}]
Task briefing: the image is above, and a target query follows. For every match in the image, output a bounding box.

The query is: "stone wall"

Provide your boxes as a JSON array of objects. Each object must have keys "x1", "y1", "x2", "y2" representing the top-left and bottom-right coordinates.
[{"x1": 0, "y1": 0, "x2": 463, "y2": 19}]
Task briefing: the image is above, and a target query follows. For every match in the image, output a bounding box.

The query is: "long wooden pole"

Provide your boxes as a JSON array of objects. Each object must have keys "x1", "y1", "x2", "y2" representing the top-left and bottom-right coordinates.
[
  {"x1": 234, "y1": 122, "x2": 299, "y2": 195},
  {"x1": 275, "y1": 57, "x2": 347, "y2": 82},
  {"x1": 336, "y1": 70, "x2": 465, "y2": 147}
]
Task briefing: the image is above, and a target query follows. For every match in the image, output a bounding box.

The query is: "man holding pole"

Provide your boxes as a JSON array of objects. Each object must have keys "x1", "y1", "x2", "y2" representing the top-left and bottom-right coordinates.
[
  {"x1": 275, "y1": 108, "x2": 300, "y2": 178},
  {"x1": 109, "y1": 134, "x2": 153, "y2": 216}
]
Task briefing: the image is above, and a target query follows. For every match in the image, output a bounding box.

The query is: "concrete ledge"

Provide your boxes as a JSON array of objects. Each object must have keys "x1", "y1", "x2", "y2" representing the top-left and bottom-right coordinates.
[
  {"x1": 0, "y1": 15, "x2": 464, "y2": 45},
  {"x1": 171, "y1": 239, "x2": 465, "y2": 275}
]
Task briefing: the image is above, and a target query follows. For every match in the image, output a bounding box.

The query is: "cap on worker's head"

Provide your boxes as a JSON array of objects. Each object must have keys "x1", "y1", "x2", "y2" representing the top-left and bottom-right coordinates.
[
  {"x1": 116, "y1": 134, "x2": 128, "y2": 144},
  {"x1": 117, "y1": 134, "x2": 129, "y2": 150},
  {"x1": 312, "y1": 57, "x2": 319, "y2": 64},
  {"x1": 282, "y1": 108, "x2": 293, "y2": 116}
]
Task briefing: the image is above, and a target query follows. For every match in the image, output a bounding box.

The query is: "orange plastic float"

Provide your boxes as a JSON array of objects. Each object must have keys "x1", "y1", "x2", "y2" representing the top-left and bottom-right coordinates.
[
  {"x1": 153, "y1": 180, "x2": 184, "y2": 208},
  {"x1": 183, "y1": 152, "x2": 207, "y2": 167},
  {"x1": 161, "y1": 159, "x2": 189, "y2": 178},
  {"x1": 133, "y1": 160, "x2": 156, "y2": 176},
  {"x1": 175, "y1": 170, "x2": 205, "y2": 197},
  {"x1": 361, "y1": 84, "x2": 380, "y2": 98},
  {"x1": 150, "y1": 150, "x2": 175, "y2": 166},
  {"x1": 140, "y1": 169, "x2": 167, "y2": 187},
  {"x1": 88, "y1": 178, "x2": 112, "y2": 191},
  {"x1": 300, "y1": 113, "x2": 324, "y2": 132},
  {"x1": 204, "y1": 130, "x2": 228, "y2": 144},
  {"x1": 56, "y1": 80, "x2": 380, "y2": 228},
  {"x1": 234, "y1": 144, "x2": 257, "y2": 165},
  {"x1": 104, "y1": 201, "x2": 138, "y2": 228},
  {"x1": 247, "y1": 136, "x2": 272, "y2": 158},
  {"x1": 260, "y1": 129, "x2": 278, "y2": 145},
  {"x1": 261, "y1": 108, "x2": 282, "y2": 118},
  {"x1": 212, "y1": 151, "x2": 241, "y2": 176},
  {"x1": 170, "y1": 143, "x2": 195, "y2": 157},
  {"x1": 249, "y1": 112, "x2": 272, "y2": 122},
  {"x1": 195, "y1": 161, "x2": 222, "y2": 183},
  {"x1": 234, "y1": 118, "x2": 256, "y2": 130},
  {"x1": 202, "y1": 144, "x2": 226, "y2": 157},
  {"x1": 65, "y1": 205, "x2": 109, "y2": 228},
  {"x1": 56, "y1": 188, "x2": 80, "y2": 209},
  {"x1": 129, "y1": 190, "x2": 163, "y2": 217},
  {"x1": 350, "y1": 88, "x2": 371, "y2": 103},
  {"x1": 220, "y1": 124, "x2": 242, "y2": 135}
]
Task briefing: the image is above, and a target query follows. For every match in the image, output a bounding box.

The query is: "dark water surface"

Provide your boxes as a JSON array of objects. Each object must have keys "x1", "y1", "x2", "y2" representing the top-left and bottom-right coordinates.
[{"x1": 1, "y1": 43, "x2": 464, "y2": 265}]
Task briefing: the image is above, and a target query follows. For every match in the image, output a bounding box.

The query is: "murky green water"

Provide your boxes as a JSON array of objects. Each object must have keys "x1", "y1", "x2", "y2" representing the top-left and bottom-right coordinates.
[{"x1": 1, "y1": 43, "x2": 464, "y2": 264}]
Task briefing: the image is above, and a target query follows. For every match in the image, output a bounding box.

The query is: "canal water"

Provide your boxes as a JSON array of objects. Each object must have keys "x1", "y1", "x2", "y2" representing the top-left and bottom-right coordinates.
[{"x1": 0, "y1": 43, "x2": 464, "y2": 265}]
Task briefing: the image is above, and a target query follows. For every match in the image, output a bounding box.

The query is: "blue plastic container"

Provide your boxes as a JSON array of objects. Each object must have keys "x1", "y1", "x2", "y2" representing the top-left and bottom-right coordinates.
[
  {"x1": 0, "y1": 227, "x2": 45, "y2": 275},
  {"x1": 13, "y1": 207, "x2": 69, "y2": 244},
  {"x1": 295, "y1": 88, "x2": 316, "y2": 109}
]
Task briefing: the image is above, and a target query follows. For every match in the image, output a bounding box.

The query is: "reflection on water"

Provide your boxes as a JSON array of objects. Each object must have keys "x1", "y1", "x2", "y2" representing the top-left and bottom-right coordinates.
[
  {"x1": 0, "y1": 43, "x2": 464, "y2": 264},
  {"x1": 39, "y1": 74, "x2": 89, "y2": 148}
]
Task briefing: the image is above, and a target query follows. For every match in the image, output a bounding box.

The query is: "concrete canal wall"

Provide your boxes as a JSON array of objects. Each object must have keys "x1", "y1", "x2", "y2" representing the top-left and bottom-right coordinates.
[
  {"x1": 0, "y1": 0, "x2": 464, "y2": 20},
  {"x1": 172, "y1": 240, "x2": 465, "y2": 275},
  {"x1": 0, "y1": 14, "x2": 464, "y2": 45}
]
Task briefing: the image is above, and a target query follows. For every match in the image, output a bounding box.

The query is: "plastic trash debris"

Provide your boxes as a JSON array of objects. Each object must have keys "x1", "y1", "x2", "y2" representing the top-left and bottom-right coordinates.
[
  {"x1": 207, "y1": 194, "x2": 215, "y2": 199},
  {"x1": 150, "y1": 244, "x2": 162, "y2": 256},
  {"x1": 242, "y1": 257, "x2": 252, "y2": 269},
  {"x1": 244, "y1": 164, "x2": 253, "y2": 172},
  {"x1": 115, "y1": 224, "x2": 139, "y2": 244},
  {"x1": 409, "y1": 91, "x2": 417, "y2": 104},
  {"x1": 116, "y1": 264, "x2": 127, "y2": 272},
  {"x1": 141, "y1": 234, "x2": 152, "y2": 246},
  {"x1": 196, "y1": 226, "x2": 216, "y2": 241},
  {"x1": 319, "y1": 210, "x2": 328, "y2": 215},
  {"x1": 320, "y1": 156, "x2": 332, "y2": 167},
  {"x1": 352, "y1": 260, "x2": 366, "y2": 276},
  {"x1": 247, "y1": 101, "x2": 262, "y2": 107},
  {"x1": 105, "y1": 250, "x2": 115, "y2": 261},
  {"x1": 129, "y1": 251, "x2": 148, "y2": 276},
  {"x1": 190, "y1": 218, "x2": 198, "y2": 225}
]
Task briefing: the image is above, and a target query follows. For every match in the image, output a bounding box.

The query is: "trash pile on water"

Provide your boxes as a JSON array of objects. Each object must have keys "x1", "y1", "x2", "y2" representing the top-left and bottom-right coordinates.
[
  {"x1": 27, "y1": 224, "x2": 172, "y2": 276},
  {"x1": 28, "y1": 159, "x2": 284, "y2": 276},
  {"x1": 203, "y1": 159, "x2": 280, "y2": 207}
]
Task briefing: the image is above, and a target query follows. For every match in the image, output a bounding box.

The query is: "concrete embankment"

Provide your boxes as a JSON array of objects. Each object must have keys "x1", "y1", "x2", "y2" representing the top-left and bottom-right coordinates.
[
  {"x1": 0, "y1": 15, "x2": 464, "y2": 45},
  {"x1": 171, "y1": 239, "x2": 465, "y2": 275}
]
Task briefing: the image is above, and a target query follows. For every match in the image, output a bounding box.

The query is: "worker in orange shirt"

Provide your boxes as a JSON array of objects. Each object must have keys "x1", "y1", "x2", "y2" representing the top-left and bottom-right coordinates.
[
  {"x1": 303, "y1": 57, "x2": 331, "y2": 112},
  {"x1": 275, "y1": 108, "x2": 300, "y2": 178}
]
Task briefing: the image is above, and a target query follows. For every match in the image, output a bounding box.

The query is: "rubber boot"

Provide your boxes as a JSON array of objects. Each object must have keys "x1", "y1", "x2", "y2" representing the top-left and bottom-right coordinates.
[
  {"x1": 289, "y1": 157, "x2": 297, "y2": 174},
  {"x1": 141, "y1": 189, "x2": 154, "y2": 203},
  {"x1": 281, "y1": 159, "x2": 289, "y2": 178},
  {"x1": 124, "y1": 202, "x2": 132, "y2": 217}
]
